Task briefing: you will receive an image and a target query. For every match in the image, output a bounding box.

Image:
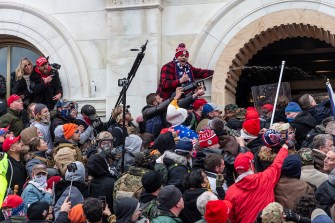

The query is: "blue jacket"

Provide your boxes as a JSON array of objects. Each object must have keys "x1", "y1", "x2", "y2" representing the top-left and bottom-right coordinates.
[{"x1": 21, "y1": 183, "x2": 53, "y2": 213}]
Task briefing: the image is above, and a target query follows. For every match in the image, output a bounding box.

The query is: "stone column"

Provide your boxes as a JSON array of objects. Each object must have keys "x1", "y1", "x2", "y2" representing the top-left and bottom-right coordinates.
[{"x1": 105, "y1": 0, "x2": 163, "y2": 119}]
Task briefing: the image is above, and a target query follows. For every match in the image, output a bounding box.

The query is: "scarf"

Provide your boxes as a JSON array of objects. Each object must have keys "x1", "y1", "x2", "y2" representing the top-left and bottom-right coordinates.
[
  {"x1": 173, "y1": 57, "x2": 193, "y2": 84},
  {"x1": 29, "y1": 174, "x2": 47, "y2": 191}
]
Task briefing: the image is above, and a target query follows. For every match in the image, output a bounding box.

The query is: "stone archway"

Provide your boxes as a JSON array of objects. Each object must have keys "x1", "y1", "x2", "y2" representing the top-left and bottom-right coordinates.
[
  {"x1": 210, "y1": 9, "x2": 335, "y2": 105},
  {"x1": 0, "y1": 2, "x2": 90, "y2": 98}
]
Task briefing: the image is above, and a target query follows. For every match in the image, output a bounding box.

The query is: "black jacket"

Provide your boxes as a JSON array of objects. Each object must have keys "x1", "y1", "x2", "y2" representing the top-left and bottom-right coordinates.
[
  {"x1": 179, "y1": 188, "x2": 207, "y2": 223},
  {"x1": 30, "y1": 66, "x2": 63, "y2": 110},
  {"x1": 6, "y1": 156, "x2": 27, "y2": 195},
  {"x1": 12, "y1": 77, "x2": 33, "y2": 107},
  {"x1": 306, "y1": 100, "x2": 332, "y2": 125},
  {"x1": 87, "y1": 154, "x2": 115, "y2": 213},
  {"x1": 54, "y1": 180, "x2": 89, "y2": 202},
  {"x1": 290, "y1": 111, "x2": 317, "y2": 150},
  {"x1": 315, "y1": 180, "x2": 335, "y2": 216}
]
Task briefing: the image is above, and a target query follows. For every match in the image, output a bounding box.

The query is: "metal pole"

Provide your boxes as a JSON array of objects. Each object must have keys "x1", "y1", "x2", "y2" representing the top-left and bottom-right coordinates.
[
  {"x1": 121, "y1": 84, "x2": 127, "y2": 173},
  {"x1": 270, "y1": 61, "x2": 286, "y2": 126}
]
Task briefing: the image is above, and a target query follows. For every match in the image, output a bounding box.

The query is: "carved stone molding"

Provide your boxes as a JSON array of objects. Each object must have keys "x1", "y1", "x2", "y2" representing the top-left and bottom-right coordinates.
[{"x1": 106, "y1": 0, "x2": 163, "y2": 11}]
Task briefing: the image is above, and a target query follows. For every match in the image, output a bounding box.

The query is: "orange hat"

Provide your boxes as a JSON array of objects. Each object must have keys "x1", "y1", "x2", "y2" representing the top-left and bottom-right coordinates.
[
  {"x1": 63, "y1": 123, "x2": 78, "y2": 140},
  {"x1": 68, "y1": 204, "x2": 87, "y2": 223}
]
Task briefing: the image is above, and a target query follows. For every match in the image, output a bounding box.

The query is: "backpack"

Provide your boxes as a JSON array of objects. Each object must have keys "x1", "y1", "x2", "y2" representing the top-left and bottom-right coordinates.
[
  {"x1": 53, "y1": 143, "x2": 83, "y2": 177},
  {"x1": 145, "y1": 115, "x2": 163, "y2": 137}
]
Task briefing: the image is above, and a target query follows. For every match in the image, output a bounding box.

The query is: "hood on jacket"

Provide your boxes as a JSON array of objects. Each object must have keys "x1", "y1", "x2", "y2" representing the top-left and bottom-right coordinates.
[
  {"x1": 292, "y1": 111, "x2": 317, "y2": 128},
  {"x1": 87, "y1": 154, "x2": 109, "y2": 178},
  {"x1": 163, "y1": 150, "x2": 187, "y2": 166},
  {"x1": 65, "y1": 161, "x2": 85, "y2": 183},
  {"x1": 235, "y1": 172, "x2": 259, "y2": 190},
  {"x1": 114, "y1": 197, "x2": 139, "y2": 223},
  {"x1": 125, "y1": 134, "x2": 142, "y2": 157}
]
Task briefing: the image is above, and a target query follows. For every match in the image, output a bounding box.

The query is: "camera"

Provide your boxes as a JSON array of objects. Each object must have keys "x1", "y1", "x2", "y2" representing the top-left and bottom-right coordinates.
[
  {"x1": 67, "y1": 163, "x2": 78, "y2": 173},
  {"x1": 50, "y1": 63, "x2": 61, "y2": 76},
  {"x1": 118, "y1": 78, "x2": 129, "y2": 87}
]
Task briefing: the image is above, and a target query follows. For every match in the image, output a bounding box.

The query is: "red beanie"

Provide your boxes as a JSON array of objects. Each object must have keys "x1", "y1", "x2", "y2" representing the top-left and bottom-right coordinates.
[
  {"x1": 47, "y1": 176, "x2": 62, "y2": 189},
  {"x1": 234, "y1": 152, "x2": 254, "y2": 173},
  {"x1": 205, "y1": 200, "x2": 232, "y2": 223},
  {"x1": 175, "y1": 43, "x2": 189, "y2": 58},
  {"x1": 193, "y1": 98, "x2": 207, "y2": 109},
  {"x1": 246, "y1": 107, "x2": 257, "y2": 111},
  {"x1": 198, "y1": 129, "x2": 219, "y2": 148},
  {"x1": 242, "y1": 118, "x2": 260, "y2": 136},
  {"x1": 245, "y1": 110, "x2": 259, "y2": 120}
]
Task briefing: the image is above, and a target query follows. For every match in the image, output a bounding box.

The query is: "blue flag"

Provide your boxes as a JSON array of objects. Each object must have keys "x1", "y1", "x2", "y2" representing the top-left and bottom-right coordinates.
[{"x1": 326, "y1": 80, "x2": 335, "y2": 117}]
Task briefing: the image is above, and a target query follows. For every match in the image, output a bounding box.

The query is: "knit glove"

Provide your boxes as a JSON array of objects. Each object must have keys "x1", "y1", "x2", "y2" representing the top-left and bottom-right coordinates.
[
  {"x1": 284, "y1": 209, "x2": 300, "y2": 222},
  {"x1": 216, "y1": 174, "x2": 225, "y2": 188}
]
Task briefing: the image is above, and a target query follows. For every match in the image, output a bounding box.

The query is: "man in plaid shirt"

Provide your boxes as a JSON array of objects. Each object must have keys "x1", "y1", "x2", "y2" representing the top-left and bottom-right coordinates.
[{"x1": 157, "y1": 43, "x2": 214, "y2": 100}]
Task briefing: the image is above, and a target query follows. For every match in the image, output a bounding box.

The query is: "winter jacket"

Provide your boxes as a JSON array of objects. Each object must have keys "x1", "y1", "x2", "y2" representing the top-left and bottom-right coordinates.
[
  {"x1": 0, "y1": 152, "x2": 8, "y2": 207},
  {"x1": 246, "y1": 136, "x2": 263, "y2": 155},
  {"x1": 73, "y1": 115, "x2": 95, "y2": 145},
  {"x1": 54, "y1": 211, "x2": 70, "y2": 223},
  {"x1": 306, "y1": 100, "x2": 332, "y2": 125},
  {"x1": 12, "y1": 76, "x2": 33, "y2": 107},
  {"x1": 0, "y1": 99, "x2": 7, "y2": 118},
  {"x1": 87, "y1": 154, "x2": 115, "y2": 212},
  {"x1": 290, "y1": 111, "x2": 317, "y2": 149},
  {"x1": 30, "y1": 66, "x2": 63, "y2": 110},
  {"x1": 274, "y1": 177, "x2": 315, "y2": 209},
  {"x1": 21, "y1": 183, "x2": 53, "y2": 213},
  {"x1": 312, "y1": 149, "x2": 326, "y2": 173},
  {"x1": 113, "y1": 166, "x2": 149, "y2": 200},
  {"x1": 179, "y1": 188, "x2": 207, "y2": 223},
  {"x1": 54, "y1": 186, "x2": 84, "y2": 218},
  {"x1": 300, "y1": 165, "x2": 328, "y2": 188},
  {"x1": 156, "y1": 151, "x2": 189, "y2": 191},
  {"x1": 315, "y1": 169, "x2": 335, "y2": 216},
  {"x1": 6, "y1": 156, "x2": 27, "y2": 196},
  {"x1": 157, "y1": 60, "x2": 213, "y2": 100},
  {"x1": 0, "y1": 109, "x2": 24, "y2": 136},
  {"x1": 148, "y1": 205, "x2": 183, "y2": 223},
  {"x1": 0, "y1": 75, "x2": 6, "y2": 98},
  {"x1": 139, "y1": 191, "x2": 157, "y2": 207},
  {"x1": 225, "y1": 147, "x2": 288, "y2": 223}
]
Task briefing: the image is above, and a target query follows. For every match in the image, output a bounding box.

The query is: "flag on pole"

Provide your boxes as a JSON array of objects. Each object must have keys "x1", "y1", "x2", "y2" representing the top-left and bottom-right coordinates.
[{"x1": 326, "y1": 79, "x2": 335, "y2": 118}]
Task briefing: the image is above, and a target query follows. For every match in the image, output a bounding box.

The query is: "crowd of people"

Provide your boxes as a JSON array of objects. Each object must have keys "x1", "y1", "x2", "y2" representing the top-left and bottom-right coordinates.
[{"x1": 0, "y1": 43, "x2": 334, "y2": 223}]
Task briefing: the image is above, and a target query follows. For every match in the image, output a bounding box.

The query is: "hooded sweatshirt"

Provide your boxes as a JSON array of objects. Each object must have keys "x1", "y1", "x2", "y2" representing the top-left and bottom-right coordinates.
[
  {"x1": 114, "y1": 197, "x2": 139, "y2": 223},
  {"x1": 87, "y1": 154, "x2": 115, "y2": 212}
]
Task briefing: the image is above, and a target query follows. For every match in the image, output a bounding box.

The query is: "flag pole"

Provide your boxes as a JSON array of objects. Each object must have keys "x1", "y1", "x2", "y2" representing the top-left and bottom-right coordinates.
[
  {"x1": 270, "y1": 61, "x2": 286, "y2": 126},
  {"x1": 326, "y1": 79, "x2": 335, "y2": 117}
]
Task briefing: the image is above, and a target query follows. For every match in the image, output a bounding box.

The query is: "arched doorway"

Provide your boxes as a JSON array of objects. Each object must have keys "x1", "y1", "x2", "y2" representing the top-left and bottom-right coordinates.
[{"x1": 235, "y1": 36, "x2": 335, "y2": 107}]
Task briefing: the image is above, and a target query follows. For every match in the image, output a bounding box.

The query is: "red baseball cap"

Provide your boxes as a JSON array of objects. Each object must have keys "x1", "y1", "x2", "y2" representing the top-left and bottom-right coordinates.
[
  {"x1": 261, "y1": 104, "x2": 274, "y2": 112},
  {"x1": 193, "y1": 98, "x2": 207, "y2": 109},
  {"x1": 7, "y1": 94, "x2": 21, "y2": 107},
  {"x1": 1, "y1": 195, "x2": 23, "y2": 208},
  {"x1": 2, "y1": 136, "x2": 21, "y2": 152},
  {"x1": 36, "y1": 56, "x2": 48, "y2": 67},
  {"x1": 234, "y1": 152, "x2": 254, "y2": 173}
]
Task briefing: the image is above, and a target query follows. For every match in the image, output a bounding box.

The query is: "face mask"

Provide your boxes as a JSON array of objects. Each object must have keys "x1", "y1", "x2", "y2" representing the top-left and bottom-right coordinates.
[
  {"x1": 240, "y1": 129, "x2": 257, "y2": 140},
  {"x1": 33, "y1": 174, "x2": 47, "y2": 189},
  {"x1": 2, "y1": 209, "x2": 12, "y2": 219},
  {"x1": 41, "y1": 112, "x2": 51, "y2": 124},
  {"x1": 60, "y1": 109, "x2": 70, "y2": 118},
  {"x1": 287, "y1": 118, "x2": 294, "y2": 123}
]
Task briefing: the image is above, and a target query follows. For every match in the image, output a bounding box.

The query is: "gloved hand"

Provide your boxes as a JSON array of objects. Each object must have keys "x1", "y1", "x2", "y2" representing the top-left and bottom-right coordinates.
[
  {"x1": 280, "y1": 139, "x2": 295, "y2": 149},
  {"x1": 91, "y1": 118, "x2": 102, "y2": 129},
  {"x1": 283, "y1": 209, "x2": 300, "y2": 222},
  {"x1": 216, "y1": 174, "x2": 225, "y2": 188}
]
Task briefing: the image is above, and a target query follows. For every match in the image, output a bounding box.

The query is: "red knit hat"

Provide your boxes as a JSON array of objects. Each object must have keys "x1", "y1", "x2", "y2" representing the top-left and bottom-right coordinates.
[
  {"x1": 246, "y1": 107, "x2": 257, "y2": 111},
  {"x1": 242, "y1": 119, "x2": 260, "y2": 136},
  {"x1": 7, "y1": 94, "x2": 21, "y2": 107},
  {"x1": 193, "y1": 98, "x2": 207, "y2": 109},
  {"x1": 2, "y1": 136, "x2": 21, "y2": 152},
  {"x1": 47, "y1": 176, "x2": 62, "y2": 189},
  {"x1": 205, "y1": 200, "x2": 232, "y2": 223},
  {"x1": 1, "y1": 195, "x2": 23, "y2": 208},
  {"x1": 175, "y1": 43, "x2": 189, "y2": 58},
  {"x1": 245, "y1": 110, "x2": 259, "y2": 120},
  {"x1": 198, "y1": 129, "x2": 219, "y2": 148},
  {"x1": 261, "y1": 104, "x2": 274, "y2": 112},
  {"x1": 234, "y1": 152, "x2": 254, "y2": 173}
]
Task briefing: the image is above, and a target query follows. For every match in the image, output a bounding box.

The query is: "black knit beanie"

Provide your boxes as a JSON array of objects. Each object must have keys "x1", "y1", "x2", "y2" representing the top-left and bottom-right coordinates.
[
  {"x1": 141, "y1": 171, "x2": 162, "y2": 193},
  {"x1": 154, "y1": 132, "x2": 175, "y2": 154},
  {"x1": 27, "y1": 201, "x2": 50, "y2": 221}
]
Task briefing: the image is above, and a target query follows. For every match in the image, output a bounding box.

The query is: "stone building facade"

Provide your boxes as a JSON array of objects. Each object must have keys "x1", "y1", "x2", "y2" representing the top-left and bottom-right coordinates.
[{"x1": 1, "y1": 0, "x2": 335, "y2": 118}]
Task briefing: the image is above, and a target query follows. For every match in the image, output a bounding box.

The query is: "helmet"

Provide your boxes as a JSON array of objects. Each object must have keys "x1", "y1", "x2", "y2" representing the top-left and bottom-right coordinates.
[{"x1": 96, "y1": 131, "x2": 113, "y2": 142}]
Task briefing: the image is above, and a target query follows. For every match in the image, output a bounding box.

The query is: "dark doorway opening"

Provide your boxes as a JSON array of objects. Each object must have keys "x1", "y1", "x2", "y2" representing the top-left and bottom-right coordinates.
[{"x1": 235, "y1": 37, "x2": 335, "y2": 108}]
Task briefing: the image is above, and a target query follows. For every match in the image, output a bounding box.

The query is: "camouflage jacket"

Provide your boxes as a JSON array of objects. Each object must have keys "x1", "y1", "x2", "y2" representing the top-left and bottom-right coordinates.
[{"x1": 113, "y1": 166, "x2": 150, "y2": 199}]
